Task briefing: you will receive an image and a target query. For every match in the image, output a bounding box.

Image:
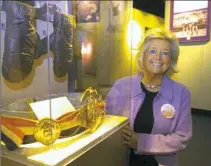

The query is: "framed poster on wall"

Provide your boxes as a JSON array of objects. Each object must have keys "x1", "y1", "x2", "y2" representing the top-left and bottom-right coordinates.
[
  {"x1": 170, "y1": 1, "x2": 211, "y2": 43},
  {"x1": 76, "y1": 1, "x2": 100, "y2": 23}
]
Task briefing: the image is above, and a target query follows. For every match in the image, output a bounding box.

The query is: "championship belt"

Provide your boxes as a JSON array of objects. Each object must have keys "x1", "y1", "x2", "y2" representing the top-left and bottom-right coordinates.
[
  {"x1": 33, "y1": 118, "x2": 61, "y2": 146},
  {"x1": 1, "y1": 88, "x2": 105, "y2": 150}
]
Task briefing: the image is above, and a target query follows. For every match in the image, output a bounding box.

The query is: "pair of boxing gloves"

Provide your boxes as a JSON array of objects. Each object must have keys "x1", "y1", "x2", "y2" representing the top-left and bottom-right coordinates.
[{"x1": 2, "y1": 1, "x2": 73, "y2": 82}]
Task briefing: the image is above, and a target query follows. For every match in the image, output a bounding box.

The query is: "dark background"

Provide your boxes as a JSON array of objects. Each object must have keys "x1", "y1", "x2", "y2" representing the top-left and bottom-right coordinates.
[{"x1": 133, "y1": 0, "x2": 165, "y2": 18}]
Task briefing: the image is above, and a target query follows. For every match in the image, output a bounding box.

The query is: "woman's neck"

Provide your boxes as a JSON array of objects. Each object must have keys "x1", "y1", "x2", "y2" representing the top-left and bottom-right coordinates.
[{"x1": 141, "y1": 72, "x2": 163, "y2": 87}]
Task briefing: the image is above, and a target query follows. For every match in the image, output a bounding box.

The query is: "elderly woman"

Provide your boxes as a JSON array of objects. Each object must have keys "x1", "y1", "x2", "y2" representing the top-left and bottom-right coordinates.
[{"x1": 105, "y1": 28, "x2": 192, "y2": 166}]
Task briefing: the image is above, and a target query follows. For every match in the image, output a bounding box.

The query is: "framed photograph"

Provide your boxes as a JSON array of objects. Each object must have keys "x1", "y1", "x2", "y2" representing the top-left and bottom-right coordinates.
[
  {"x1": 76, "y1": 1, "x2": 100, "y2": 23},
  {"x1": 170, "y1": 1, "x2": 211, "y2": 43}
]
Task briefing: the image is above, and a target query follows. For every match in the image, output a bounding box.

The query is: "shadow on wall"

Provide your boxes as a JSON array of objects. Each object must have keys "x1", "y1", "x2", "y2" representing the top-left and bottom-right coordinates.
[{"x1": 3, "y1": 55, "x2": 68, "y2": 90}]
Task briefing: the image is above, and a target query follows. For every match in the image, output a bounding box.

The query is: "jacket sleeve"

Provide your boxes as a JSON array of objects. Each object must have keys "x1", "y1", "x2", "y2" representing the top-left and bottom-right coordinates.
[{"x1": 135, "y1": 88, "x2": 192, "y2": 155}]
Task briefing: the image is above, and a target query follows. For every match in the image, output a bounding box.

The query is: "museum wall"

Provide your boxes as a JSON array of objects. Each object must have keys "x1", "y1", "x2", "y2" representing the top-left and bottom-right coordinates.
[
  {"x1": 165, "y1": 1, "x2": 211, "y2": 110},
  {"x1": 74, "y1": 1, "x2": 133, "y2": 91},
  {"x1": 75, "y1": 1, "x2": 164, "y2": 92}
]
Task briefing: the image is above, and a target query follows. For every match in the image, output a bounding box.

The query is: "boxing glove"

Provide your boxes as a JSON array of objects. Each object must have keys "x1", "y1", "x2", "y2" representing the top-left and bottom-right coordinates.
[
  {"x1": 2, "y1": 1, "x2": 37, "y2": 82},
  {"x1": 50, "y1": 12, "x2": 73, "y2": 77}
]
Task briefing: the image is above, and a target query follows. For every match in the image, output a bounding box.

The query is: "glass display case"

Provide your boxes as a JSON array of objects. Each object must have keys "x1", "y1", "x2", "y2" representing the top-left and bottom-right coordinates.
[{"x1": 0, "y1": 1, "x2": 134, "y2": 165}]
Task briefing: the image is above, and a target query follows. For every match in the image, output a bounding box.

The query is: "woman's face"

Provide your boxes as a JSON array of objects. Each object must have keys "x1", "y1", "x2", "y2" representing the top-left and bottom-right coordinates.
[{"x1": 142, "y1": 39, "x2": 172, "y2": 75}]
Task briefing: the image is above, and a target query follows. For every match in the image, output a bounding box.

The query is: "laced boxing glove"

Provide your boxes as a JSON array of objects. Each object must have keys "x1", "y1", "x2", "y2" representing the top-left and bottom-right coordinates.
[
  {"x1": 2, "y1": 1, "x2": 36, "y2": 82},
  {"x1": 50, "y1": 12, "x2": 73, "y2": 77}
]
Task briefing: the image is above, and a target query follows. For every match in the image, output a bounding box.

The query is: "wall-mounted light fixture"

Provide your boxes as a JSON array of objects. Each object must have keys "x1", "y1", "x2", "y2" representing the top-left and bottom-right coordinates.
[
  {"x1": 81, "y1": 41, "x2": 95, "y2": 74},
  {"x1": 81, "y1": 42, "x2": 92, "y2": 56}
]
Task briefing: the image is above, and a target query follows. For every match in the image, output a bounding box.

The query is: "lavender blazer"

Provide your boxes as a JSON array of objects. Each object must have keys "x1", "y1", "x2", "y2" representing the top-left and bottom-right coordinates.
[{"x1": 105, "y1": 74, "x2": 192, "y2": 166}]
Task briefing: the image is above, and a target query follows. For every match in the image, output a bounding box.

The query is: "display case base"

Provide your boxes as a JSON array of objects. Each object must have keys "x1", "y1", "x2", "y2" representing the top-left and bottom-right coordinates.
[{"x1": 1, "y1": 115, "x2": 129, "y2": 166}]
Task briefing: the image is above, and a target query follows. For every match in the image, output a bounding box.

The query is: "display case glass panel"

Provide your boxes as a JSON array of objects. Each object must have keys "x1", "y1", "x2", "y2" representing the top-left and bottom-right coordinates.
[{"x1": 0, "y1": 1, "x2": 133, "y2": 165}]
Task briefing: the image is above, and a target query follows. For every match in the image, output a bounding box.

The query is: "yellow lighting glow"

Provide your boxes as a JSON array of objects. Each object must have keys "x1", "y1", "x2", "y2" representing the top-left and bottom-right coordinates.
[
  {"x1": 125, "y1": 8, "x2": 164, "y2": 56},
  {"x1": 81, "y1": 42, "x2": 92, "y2": 55},
  {"x1": 86, "y1": 43, "x2": 92, "y2": 54},
  {"x1": 127, "y1": 20, "x2": 143, "y2": 50}
]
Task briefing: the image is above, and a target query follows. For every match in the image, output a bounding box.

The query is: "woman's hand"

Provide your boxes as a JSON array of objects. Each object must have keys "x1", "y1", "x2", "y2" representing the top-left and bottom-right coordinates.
[{"x1": 122, "y1": 125, "x2": 137, "y2": 149}]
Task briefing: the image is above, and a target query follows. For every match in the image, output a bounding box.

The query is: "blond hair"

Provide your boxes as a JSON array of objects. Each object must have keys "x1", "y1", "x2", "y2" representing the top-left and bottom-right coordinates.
[{"x1": 137, "y1": 28, "x2": 180, "y2": 76}]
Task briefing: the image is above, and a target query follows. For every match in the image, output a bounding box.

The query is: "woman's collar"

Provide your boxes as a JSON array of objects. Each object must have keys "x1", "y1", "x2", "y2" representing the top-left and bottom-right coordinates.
[{"x1": 131, "y1": 74, "x2": 173, "y2": 100}]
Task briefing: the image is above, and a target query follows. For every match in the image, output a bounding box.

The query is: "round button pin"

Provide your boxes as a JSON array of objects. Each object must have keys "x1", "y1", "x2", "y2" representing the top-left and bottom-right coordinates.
[{"x1": 161, "y1": 104, "x2": 176, "y2": 119}]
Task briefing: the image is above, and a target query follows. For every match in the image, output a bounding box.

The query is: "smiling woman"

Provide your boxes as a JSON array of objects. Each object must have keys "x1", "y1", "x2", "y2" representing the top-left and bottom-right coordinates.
[
  {"x1": 106, "y1": 28, "x2": 192, "y2": 166},
  {"x1": 137, "y1": 28, "x2": 179, "y2": 78},
  {"x1": 142, "y1": 39, "x2": 171, "y2": 77}
]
